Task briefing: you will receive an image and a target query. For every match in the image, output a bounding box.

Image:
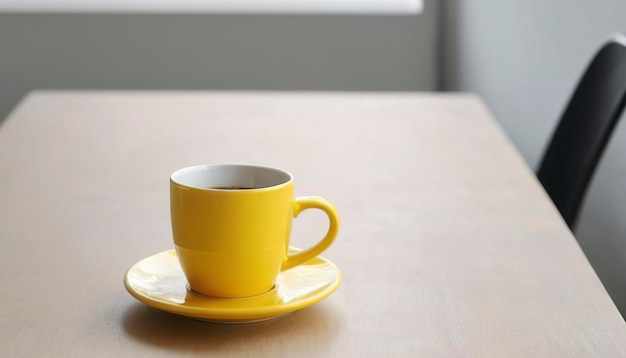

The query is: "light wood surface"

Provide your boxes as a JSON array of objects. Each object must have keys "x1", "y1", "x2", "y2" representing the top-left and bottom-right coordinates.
[{"x1": 1, "y1": 91, "x2": 625, "y2": 356}]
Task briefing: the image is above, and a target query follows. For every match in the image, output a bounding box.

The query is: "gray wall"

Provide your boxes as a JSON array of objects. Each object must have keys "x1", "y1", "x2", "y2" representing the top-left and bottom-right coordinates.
[
  {"x1": 444, "y1": 0, "x2": 626, "y2": 315},
  {"x1": 0, "y1": 5, "x2": 438, "y2": 120}
]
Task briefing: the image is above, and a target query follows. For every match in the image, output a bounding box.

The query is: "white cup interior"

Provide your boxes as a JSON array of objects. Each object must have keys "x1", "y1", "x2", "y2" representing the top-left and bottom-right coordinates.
[{"x1": 171, "y1": 164, "x2": 292, "y2": 190}]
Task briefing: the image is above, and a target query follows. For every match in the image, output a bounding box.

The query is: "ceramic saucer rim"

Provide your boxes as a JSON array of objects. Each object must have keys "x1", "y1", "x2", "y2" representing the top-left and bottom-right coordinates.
[{"x1": 124, "y1": 248, "x2": 341, "y2": 322}]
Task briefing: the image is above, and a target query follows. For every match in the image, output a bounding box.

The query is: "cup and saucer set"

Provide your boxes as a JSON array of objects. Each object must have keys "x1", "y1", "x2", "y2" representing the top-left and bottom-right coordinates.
[{"x1": 124, "y1": 164, "x2": 342, "y2": 324}]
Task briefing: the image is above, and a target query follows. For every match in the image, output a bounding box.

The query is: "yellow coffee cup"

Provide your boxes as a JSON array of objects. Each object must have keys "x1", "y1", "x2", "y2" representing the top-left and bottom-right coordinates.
[{"x1": 170, "y1": 164, "x2": 339, "y2": 298}]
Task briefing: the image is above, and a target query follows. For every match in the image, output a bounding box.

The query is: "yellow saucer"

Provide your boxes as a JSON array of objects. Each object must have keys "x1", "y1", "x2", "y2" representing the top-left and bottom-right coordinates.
[{"x1": 124, "y1": 248, "x2": 341, "y2": 324}]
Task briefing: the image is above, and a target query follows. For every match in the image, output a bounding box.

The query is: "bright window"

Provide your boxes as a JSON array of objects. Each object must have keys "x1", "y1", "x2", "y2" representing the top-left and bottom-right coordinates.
[{"x1": 0, "y1": 0, "x2": 423, "y2": 14}]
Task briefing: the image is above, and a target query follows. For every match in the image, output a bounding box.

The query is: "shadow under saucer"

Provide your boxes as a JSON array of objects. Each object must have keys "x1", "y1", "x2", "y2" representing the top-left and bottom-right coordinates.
[{"x1": 121, "y1": 302, "x2": 342, "y2": 354}]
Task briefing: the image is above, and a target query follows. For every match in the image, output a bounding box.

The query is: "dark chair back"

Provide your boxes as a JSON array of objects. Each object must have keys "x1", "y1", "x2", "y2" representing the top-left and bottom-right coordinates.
[{"x1": 537, "y1": 34, "x2": 626, "y2": 230}]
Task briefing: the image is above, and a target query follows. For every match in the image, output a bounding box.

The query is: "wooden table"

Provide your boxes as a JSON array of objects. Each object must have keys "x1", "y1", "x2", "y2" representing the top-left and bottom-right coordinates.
[{"x1": 2, "y1": 91, "x2": 625, "y2": 356}]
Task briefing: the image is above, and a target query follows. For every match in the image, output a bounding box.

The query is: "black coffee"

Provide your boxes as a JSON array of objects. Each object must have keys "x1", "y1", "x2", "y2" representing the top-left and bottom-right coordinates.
[{"x1": 211, "y1": 186, "x2": 256, "y2": 190}]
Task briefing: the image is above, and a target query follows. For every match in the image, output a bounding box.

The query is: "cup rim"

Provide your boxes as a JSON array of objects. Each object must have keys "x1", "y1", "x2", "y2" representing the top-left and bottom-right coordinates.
[{"x1": 170, "y1": 164, "x2": 293, "y2": 192}]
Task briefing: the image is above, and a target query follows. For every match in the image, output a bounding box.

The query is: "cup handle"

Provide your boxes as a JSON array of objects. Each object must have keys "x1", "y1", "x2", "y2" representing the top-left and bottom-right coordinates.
[{"x1": 281, "y1": 196, "x2": 340, "y2": 271}]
